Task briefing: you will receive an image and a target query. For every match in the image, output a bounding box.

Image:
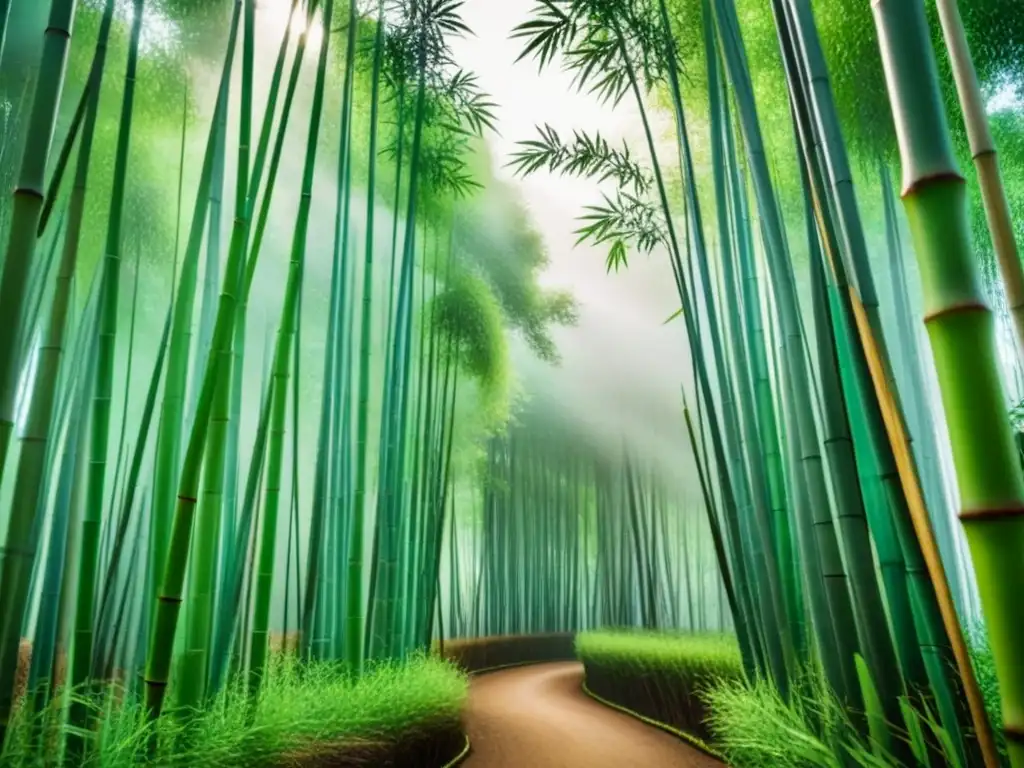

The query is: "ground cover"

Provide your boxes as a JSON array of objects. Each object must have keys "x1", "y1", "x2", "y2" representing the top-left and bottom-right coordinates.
[
  {"x1": 2, "y1": 654, "x2": 468, "y2": 767},
  {"x1": 575, "y1": 630, "x2": 742, "y2": 749}
]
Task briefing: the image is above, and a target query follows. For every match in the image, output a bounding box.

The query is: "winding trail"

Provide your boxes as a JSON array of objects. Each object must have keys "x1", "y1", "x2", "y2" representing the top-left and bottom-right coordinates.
[{"x1": 462, "y1": 662, "x2": 724, "y2": 767}]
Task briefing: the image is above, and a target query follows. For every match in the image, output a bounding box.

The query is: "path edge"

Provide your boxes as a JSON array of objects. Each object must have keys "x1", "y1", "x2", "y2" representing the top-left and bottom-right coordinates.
[
  {"x1": 443, "y1": 654, "x2": 575, "y2": 765},
  {"x1": 440, "y1": 733, "x2": 472, "y2": 768},
  {"x1": 580, "y1": 680, "x2": 727, "y2": 763},
  {"x1": 466, "y1": 658, "x2": 564, "y2": 676}
]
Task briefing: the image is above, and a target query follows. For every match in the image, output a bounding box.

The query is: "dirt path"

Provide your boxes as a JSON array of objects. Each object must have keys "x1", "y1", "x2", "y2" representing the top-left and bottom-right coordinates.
[{"x1": 462, "y1": 662, "x2": 724, "y2": 767}]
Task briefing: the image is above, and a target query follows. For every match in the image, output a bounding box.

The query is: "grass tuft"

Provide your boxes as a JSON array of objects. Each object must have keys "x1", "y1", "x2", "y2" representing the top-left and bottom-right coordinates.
[
  {"x1": 575, "y1": 630, "x2": 744, "y2": 679},
  {"x1": 701, "y1": 649, "x2": 1007, "y2": 768},
  {"x1": 575, "y1": 629, "x2": 743, "y2": 745},
  {"x1": 575, "y1": 628, "x2": 1011, "y2": 767},
  {"x1": 2, "y1": 654, "x2": 468, "y2": 767}
]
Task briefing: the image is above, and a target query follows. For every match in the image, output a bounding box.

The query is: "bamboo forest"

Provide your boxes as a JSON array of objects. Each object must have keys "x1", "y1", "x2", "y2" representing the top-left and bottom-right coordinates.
[{"x1": 0, "y1": 0, "x2": 1023, "y2": 765}]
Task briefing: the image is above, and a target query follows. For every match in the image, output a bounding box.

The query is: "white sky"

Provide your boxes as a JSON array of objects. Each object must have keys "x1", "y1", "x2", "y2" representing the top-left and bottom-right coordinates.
[{"x1": 448, "y1": 0, "x2": 699, "y2": 487}]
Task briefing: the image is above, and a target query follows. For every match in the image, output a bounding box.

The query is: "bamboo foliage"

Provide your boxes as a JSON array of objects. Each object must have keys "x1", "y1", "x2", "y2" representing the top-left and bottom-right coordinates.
[
  {"x1": 509, "y1": 0, "x2": 1022, "y2": 764},
  {"x1": 0, "y1": 0, "x2": 542, "y2": 759},
  {"x1": 1, "y1": 0, "x2": 1023, "y2": 765}
]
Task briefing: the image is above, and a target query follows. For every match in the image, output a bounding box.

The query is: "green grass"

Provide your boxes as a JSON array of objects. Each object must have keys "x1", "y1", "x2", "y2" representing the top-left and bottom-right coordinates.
[
  {"x1": 575, "y1": 629, "x2": 744, "y2": 681},
  {"x1": 2, "y1": 654, "x2": 468, "y2": 767},
  {"x1": 575, "y1": 629, "x2": 744, "y2": 746},
  {"x1": 700, "y1": 626, "x2": 1009, "y2": 768},
  {"x1": 702, "y1": 667, "x2": 874, "y2": 768}
]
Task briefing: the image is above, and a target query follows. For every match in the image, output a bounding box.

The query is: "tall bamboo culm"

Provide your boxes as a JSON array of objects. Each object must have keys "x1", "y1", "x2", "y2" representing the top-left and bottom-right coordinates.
[
  {"x1": 871, "y1": 0, "x2": 1024, "y2": 764},
  {"x1": 0, "y1": 0, "x2": 78, "y2": 482},
  {"x1": 934, "y1": 0, "x2": 1024, "y2": 359}
]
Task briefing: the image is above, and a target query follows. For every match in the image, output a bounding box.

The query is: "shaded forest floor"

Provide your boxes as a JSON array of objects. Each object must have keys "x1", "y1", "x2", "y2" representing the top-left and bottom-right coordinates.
[{"x1": 463, "y1": 662, "x2": 723, "y2": 767}]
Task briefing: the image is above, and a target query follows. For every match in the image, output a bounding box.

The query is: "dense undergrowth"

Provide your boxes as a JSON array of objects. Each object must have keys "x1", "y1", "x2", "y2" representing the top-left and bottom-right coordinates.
[
  {"x1": 578, "y1": 628, "x2": 1007, "y2": 768},
  {"x1": 2, "y1": 654, "x2": 467, "y2": 767},
  {"x1": 576, "y1": 630, "x2": 742, "y2": 747}
]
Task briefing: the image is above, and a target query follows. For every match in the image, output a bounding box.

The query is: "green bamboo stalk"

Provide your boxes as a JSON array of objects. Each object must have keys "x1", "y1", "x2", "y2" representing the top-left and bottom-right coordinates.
[
  {"x1": 224, "y1": 0, "x2": 304, "y2": 524},
  {"x1": 94, "y1": 305, "x2": 172, "y2": 678},
  {"x1": 17, "y1": 214, "x2": 63, "y2": 367},
  {"x1": 316, "y1": 0, "x2": 359, "y2": 662},
  {"x1": 346, "y1": 0, "x2": 387, "y2": 675},
  {"x1": 144, "y1": 0, "x2": 252, "y2": 723},
  {"x1": 68, "y1": 1, "x2": 144, "y2": 756},
  {"x1": 766, "y1": 9, "x2": 972, "y2": 766},
  {"x1": 879, "y1": 160, "x2": 963, "y2": 612},
  {"x1": 771, "y1": 0, "x2": 908, "y2": 730},
  {"x1": 0, "y1": 0, "x2": 113, "y2": 747},
  {"x1": 700, "y1": 1, "x2": 802, "y2": 660},
  {"x1": 871, "y1": 0, "x2": 1023, "y2": 763},
  {"x1": 0, "y1": 0, "x2": 78, "y2": 484},
  {"x1": 209, "y1": 374, "x2": 273, "y2": 694},
  {"x1": 622, "y1": 2, "x2": 782, "y2": 685},
  {"x1": 934, "y1": 0, "x2": 1024, "y2": 358},
  {"x1": 151, "y1": 12, "x2": 239, "y2": 626},
  {"x1": 0, "y1": 1, "x2": 10, "y2": 71},
  {"x1": 249, "y1": 0, "x2": 334, "y2": 692}
]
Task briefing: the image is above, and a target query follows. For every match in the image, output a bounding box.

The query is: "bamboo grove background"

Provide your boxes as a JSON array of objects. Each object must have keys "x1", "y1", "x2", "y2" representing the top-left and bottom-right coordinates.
[{"x1": 0, "y1": 0, "x2": 1022, "y2": 766}]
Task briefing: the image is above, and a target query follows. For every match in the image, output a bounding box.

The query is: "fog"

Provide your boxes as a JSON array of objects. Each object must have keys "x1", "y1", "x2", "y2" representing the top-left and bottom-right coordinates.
[
  {"x1": 449, "y1": 0, "x2": 701, "y2": 495},
  {"x1": 3, "y1": 0, "x2": 720, "y2": 631}
]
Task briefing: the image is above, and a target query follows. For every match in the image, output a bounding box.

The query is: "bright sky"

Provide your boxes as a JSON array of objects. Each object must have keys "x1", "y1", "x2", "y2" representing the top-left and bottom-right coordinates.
[
  {"x1": 448, "y1": 0, "x2": 698, "y2": 484},
  {"x1": 262, "y1": 0, "x2": 325, "y2": 49}
]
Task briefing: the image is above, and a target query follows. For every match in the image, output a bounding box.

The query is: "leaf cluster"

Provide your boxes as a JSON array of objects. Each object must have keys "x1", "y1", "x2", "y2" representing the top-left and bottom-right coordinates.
[
  {"x1": 508, "y1": 0, "x2": 676, "y2": 271},
  {"x1": 371, "y1": 4, "x2": 498, "y2": 200},
  {"x1": 507, "y1": 122, "x2": 665, "y2": 270},
  {"x1": 512, "y1": 0, "x2": 669, "y2": 104},
  {"x1": 509, "y1": 123, "x2": 651, "y2": 195},
  {"x1": 576, "y1": 190, "x2": 666, "y2": 272}
]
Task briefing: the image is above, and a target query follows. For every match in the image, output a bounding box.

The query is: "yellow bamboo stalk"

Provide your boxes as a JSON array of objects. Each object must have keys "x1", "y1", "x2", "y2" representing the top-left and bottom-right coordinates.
[{"x1": 935, "y1": 0, "x2": 1024, "y2": 356}]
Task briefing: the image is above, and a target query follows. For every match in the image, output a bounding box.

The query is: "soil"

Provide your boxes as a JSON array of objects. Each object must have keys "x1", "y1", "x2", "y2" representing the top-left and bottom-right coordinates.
[
  {"x1": 462, "y1": 662, "x2": 725, "y2": 768},
  {"x1": 270, "y1": 723, "x2": 465, "y2": 767}
]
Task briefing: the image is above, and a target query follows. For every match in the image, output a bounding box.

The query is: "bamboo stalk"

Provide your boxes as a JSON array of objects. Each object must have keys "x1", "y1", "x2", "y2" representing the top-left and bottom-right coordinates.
[
  {"x1": 69, "y1": 1, "x2": 145, "y2": 756},
  {"x1": 0, "y1": 0, "x2": 78, "y2": 485},
  {"x1": 934, "y1": 0, "x2": 1024, "y2": 359},
  {"x1": 871, "y1": 1, "x2": 1016, "y2": 763}
]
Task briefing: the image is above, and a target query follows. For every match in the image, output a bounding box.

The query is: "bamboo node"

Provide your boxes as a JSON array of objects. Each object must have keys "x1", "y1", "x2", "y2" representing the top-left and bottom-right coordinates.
[
  {"x1": 901, "y1": 170, "x2": 965, "y2": 197},
  {"x1": 1004, "y1": 724, "x2": 1024, "y2": 744},
  {"x1": 922, "y1": 301, "x2": 989, "y2": 324},
  {"x1": 13, "y1": 187, "x2": 44, "y2": 201},
  {"x1": 958, "y1": 506, "x2": 1024, "y2": 522}
]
